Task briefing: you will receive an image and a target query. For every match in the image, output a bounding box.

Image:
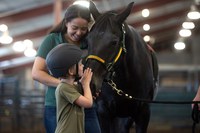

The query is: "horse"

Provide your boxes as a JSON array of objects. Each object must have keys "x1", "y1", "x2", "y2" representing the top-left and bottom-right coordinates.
[{"x1": 85, "y1": 1, "x2": 159, "y2": 133}]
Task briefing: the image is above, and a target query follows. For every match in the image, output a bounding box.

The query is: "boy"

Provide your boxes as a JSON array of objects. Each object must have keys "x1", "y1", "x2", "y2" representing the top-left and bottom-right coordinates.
[{"x1": 46, "y1": 43, "x2": 93, "y2": 133}]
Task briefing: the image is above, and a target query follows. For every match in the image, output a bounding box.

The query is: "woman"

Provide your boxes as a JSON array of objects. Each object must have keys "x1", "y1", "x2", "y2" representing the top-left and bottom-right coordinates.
[{"x1": 32, "y1": 4, "x2": 100, "y2": 133}]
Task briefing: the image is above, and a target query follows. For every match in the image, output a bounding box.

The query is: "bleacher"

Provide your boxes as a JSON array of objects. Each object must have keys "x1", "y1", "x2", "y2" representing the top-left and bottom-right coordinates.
[{"x1": 0, "y1": 77, "x2": 45, "y2": 133}]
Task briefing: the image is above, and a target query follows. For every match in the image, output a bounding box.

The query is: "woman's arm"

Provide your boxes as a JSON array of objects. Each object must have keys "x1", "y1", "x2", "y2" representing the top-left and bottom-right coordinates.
[
  {"x1": 32, "y1": 56, "x2": 60, "y2": 87},
  {"x1": 192, "y1": 85, "x2": 200, "y2": 110}
]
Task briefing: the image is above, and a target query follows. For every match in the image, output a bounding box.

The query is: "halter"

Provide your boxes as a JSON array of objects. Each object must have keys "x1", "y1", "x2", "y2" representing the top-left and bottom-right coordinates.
[{"x1": 86, "y1": 24, "x2": 126, "y2": 81}]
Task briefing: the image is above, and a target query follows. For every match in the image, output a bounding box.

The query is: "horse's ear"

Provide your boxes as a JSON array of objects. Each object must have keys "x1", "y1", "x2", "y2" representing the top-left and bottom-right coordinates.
[
  {"x1": 116, "y1": 2, "x2": 134, "y2": 23},
  {"x1": 89, "y1": 1, "x2": 101, "y2": 20}
]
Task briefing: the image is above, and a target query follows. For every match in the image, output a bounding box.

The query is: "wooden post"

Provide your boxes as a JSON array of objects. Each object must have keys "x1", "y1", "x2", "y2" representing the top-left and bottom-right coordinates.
[{"x1": 54, "y1": 0, "x2": 62, "y2": 25}]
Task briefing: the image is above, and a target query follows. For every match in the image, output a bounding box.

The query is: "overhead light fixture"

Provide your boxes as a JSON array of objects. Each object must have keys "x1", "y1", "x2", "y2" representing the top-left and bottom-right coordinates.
[
  {"x1": 12, "y1": 41, "x2": 26, "y2": 52},
  {"x1": 143, "y1": 24, "x2": 150, "y2": 31},
  {"x1": 23, "y1": 39, "x2": 36, "y2": 57},
  {"x1": 24, "y1": 48, "x2": 36, "y2": 57},
  {"x1": 23, "y1": 39, "x2": 33, "y2": 47},
  {"x1": 143, "y1": 35, "x2": 150, "y2": 42},
  {"x1": 142, "y1": 9, "x2": 150, "y2": 17},
  {"x1": 73, "y1": 0, "x2": 89, "y2": 8},
  {"x1": 0, "y1": 24, "x2": 8, "y2": 32},
  {"x1": 12, "y1": 39, "x2": 36, "y2": 57},
  {"x1": 179, "y1": 29, "x2": 192, "y2": 37},
  {"x1": 0, "y1": 24, "x2": 13, "y2": 45},
  {"x1": 0, "y1": 31, "x2": 13, "y2": 44},
  {"x1": 182, "y1": 22, "x2": 195, "y2": 29},
  {"x1": 174, "y1": 41, "x2": 185, "y2": 50},
  {"x1": 187, "y1": 5, "x2": 200, "y2": 20}
]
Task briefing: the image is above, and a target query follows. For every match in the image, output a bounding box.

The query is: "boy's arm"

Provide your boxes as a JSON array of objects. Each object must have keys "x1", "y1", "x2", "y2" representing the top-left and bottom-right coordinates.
[
  {"x1": 74, "y1": 68, "x2": 93, "y2": 108},
  {"x1": 75, "y1": 83, "x2": 93, "y2": 108}
]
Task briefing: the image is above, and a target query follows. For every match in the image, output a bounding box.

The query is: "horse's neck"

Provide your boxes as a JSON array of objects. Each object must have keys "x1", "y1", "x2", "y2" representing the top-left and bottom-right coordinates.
[{"x1": 121, "y1": 25, "x2": 150, "y2": 76}]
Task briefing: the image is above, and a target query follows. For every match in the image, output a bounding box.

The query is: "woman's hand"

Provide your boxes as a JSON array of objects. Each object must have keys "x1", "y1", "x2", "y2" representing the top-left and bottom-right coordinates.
[
  {"x1": 192, "y1": 86, "x2": 200, "y2": 110},
  {"x1": 192, "y1": 96, "x2": 200, "y2": 110}
]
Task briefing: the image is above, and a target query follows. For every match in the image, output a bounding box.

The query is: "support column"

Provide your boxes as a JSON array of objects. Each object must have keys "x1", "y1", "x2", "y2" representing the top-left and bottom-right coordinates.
[
  {"x1": 54, "y1": 0, "x2": 62, "y2": 25},
  {"x1": 192, "y1": 35, "x2": 200, "y2": 65},
  {"x1": 191, "y1": 35, "x2": 200, "y2": 90}
]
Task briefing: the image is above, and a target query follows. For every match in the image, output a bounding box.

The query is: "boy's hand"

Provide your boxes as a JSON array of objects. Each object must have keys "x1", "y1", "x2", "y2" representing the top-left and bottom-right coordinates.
[{"x1": 80, "y1": 68, "x2": 93, "y2": 87}]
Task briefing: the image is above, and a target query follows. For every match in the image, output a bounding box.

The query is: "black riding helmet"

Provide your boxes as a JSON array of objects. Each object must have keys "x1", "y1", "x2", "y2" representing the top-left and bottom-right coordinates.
[{"x1": 46, "y1": 43, "x2": 83, "y2": 78}]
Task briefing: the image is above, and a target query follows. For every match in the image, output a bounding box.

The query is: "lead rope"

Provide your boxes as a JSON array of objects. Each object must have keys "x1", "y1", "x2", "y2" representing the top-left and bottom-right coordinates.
[
  {"x1": 121, "y1": 24, "x2": 127, "y2": 53},
  {"x1": 107, "y1": 80, "x2": 200, "y2": 133}
]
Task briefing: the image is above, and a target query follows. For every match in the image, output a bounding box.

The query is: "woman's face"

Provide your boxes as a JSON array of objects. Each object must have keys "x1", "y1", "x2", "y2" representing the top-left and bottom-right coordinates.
[{"x1": 66, "y1": 18, "x2": 88, "y2": 42}]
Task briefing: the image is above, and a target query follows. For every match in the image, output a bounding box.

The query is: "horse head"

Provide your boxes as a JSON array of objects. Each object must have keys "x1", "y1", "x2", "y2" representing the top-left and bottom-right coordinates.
[{"x1": 85, "y1": 1, "x2": 134, "y2": 92}]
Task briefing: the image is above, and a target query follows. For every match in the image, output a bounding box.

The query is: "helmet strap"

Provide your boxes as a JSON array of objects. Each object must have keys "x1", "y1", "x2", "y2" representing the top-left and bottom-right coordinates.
[{"x1": 75, "y1": 63, "x2": 81, "y2": 81}]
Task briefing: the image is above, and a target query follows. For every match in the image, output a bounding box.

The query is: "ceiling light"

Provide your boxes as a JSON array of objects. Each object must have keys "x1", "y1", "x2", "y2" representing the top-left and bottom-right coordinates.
[
  {"x1": 23, "y1": 39, "x2": 33, "y2": 47},
  {"x1": 143, "y1": 24, "x2": 150, "y2": 31},
  {"x1": 187, "y1": 11, "x2": 200, "y2": 19},
  {"x1": 142, "y1": 9, "x2": 150, "y2": 17},
  {"x1": 0, "y1": 31, "x2": 13, "y2": 44},
  {"x1": 73, "y1": 0, "x2": 89, "y2": 8},
  {"x1": 0, "y1": 24, "x2": 8, "y2": 32},
  {"x1": 187, "y1": 5, "x2": 200, "y2": 20},
  {"x1": 182, "y1": 22, "x2": 195, "y2": 29},
  {"x1": 12, "y1": 41, "x2": 26, "y2": 52},
  {"x1": 174, "y1": 42, "x2": 185, "y2": 50},
  {"x1": 143, "y1": 35, "x2": 150, "y2": 42},
  {"x1": 179, "y1": 29, "x2": 191, "y2": 37},
  {"x1": 24, "y1": 48, "x2": 36, "y2": 57}
]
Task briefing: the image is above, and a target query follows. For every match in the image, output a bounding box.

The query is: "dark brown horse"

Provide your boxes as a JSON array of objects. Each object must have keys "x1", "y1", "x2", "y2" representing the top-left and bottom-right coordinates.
[{"x1": 85, "y1": 1, "x2": 159, "y2": 133}]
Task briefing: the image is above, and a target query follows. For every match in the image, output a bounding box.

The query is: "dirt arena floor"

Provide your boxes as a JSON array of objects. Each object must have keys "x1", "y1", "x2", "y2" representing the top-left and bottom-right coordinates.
[
  {"x1": 1, "y1": 122, "x2": 200, "y2": 133},
  {"x1": 130, "y1": 121, "x2": 200, "y2": 133}
]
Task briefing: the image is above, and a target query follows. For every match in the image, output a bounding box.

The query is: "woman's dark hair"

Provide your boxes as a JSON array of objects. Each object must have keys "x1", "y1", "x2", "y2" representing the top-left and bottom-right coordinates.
[{"x1": 49, "y1": 4, "x2": 91, "y2": 34}]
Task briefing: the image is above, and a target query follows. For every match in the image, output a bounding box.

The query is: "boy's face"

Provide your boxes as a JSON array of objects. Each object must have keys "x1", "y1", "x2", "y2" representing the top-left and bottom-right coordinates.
[{"x1": 78, "y1": 59, "x2": 84, "y2": 77}]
